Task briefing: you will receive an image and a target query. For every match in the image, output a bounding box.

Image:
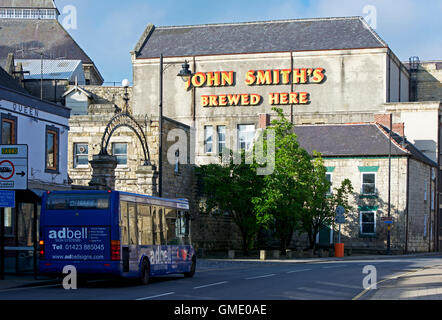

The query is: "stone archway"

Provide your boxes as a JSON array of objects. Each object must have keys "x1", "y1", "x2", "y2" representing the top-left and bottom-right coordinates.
[
  {"x1": 100, "y1": 112, "x2": 151, "y2": 166},
  {"x1": 88, "y1": 111, "x2": 158, "y2": 194}
]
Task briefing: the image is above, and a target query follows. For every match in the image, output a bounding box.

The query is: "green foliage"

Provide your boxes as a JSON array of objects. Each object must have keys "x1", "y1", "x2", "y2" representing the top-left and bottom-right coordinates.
[
  {"x1": 196, "y1": 151, "x2": 264, "y2": 255},
  {"x1": 300, "y1": 153, "x2": 354, "y2": 249},
  {"x1": 253, "y1": 108, "x2": 313, "y2": 252}
]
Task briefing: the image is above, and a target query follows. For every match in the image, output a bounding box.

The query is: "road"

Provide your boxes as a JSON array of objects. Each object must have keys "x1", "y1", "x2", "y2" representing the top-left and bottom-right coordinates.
[{"x1": 0, "y1": 255, "x2": 441, "y2": 300}]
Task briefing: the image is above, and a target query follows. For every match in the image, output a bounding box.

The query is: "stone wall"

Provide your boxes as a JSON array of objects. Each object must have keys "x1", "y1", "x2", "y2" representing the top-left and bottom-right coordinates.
[
  {"x1": 415, "y1": 61, "x2": 442, "y2": 102},
  {"x1": 191, "y1": 215, "x2": 243, "y2": 251},
  {"x1": 316, "y1": 156, "x2": 436, "y2": 253},
  {"x1": 67, "y1": 86, "x2": 243, "y2": 250},
  {"x1": 322, "y1": 157, "x2": 408, "y2": 252},
  {"x1": 407, "y1": 158, "x2": 436, "y2": 252}
]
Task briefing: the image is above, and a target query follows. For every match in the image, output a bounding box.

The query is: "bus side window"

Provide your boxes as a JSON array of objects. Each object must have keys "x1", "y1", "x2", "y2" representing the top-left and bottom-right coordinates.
[
  {"x1": 128, "y1": 203, "x2": 138, "y2": 245},
  {"x1": 175, "y1": 211, "x2": 190, "y2": 244},
  {"x1": 165, "y1": 209, "x2": 178, "y2": 245},
  {"x1": 137, "y1": 204, "x2": 153, "y2": 245},
  {"x1": 120, "y1": 201, "x2": 129, "y2": 245},
  {"x1": 153, "y1": 207, "x2": 166, "y2": 245}
]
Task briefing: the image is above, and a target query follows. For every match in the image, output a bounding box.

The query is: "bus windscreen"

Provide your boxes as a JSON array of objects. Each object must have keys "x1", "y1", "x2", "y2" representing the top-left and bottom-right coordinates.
[{"x1": 46, "y1": 193, "x2": 110, "y2": 210}]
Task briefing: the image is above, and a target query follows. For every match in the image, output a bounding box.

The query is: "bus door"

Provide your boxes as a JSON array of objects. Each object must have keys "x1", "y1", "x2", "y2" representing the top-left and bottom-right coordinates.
[{"x1": 120, "y1": 201, "x2": 138, "y2": 273}]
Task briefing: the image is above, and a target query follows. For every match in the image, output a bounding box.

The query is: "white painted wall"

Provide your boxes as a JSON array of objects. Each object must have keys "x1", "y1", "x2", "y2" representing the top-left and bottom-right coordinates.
[{"x1": 0, "y1": 99, "x2": 69, "y2": 187}]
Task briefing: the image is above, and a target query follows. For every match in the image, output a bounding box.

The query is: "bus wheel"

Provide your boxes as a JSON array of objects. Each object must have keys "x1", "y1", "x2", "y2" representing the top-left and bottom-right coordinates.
[
  {"x1": 184, "y1": 256, "x2": 196, "y2": 278},
  {"x1": 140, "y1": 260, "x2": 150, "y2": 285}
]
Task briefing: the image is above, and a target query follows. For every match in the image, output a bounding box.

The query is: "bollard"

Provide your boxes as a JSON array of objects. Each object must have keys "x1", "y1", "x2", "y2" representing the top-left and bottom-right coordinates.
[
  {"x1": 260, "y1": 250, "x2": 268, "y2": 260},
  {"x1": 273, "y1": 250, "x2": 280, "y2": 259},
  {"x1": 285, "y1": 249, "x2": 293, "y2": 259}
]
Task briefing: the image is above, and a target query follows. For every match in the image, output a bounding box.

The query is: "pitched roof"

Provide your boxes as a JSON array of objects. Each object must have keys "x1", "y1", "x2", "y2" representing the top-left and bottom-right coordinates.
[
  {"x1": 0, "y1": 19, "x2": 94, "y2": 68},
  {"x1": 15, "y1": 59, "x2": 85, "y2": 83},
  {"x1": 0, "y1": 0, "x2": 57, "y2": 9},
  {"x1": 0, "y1": 65, "x2": 29, "y2": 94},
  {"x1": 293, "y1": 123, "x2": 437, "y2": 167},
  {"x1": 134, "y1": 17, "x2": 387, "y2": 59}
]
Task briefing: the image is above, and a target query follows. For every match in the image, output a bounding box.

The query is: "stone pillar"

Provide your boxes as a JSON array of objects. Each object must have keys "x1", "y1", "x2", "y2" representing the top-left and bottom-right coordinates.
[
  {"x1": 88, "y1": 154, "x2": 118, "y2": 190},
  {"x1": 135, "y1": 165, "x2": 159, "y2": 196}
]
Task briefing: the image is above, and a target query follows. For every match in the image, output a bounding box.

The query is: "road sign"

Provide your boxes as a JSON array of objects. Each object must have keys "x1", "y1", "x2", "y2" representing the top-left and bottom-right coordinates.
[
  {"x1": 0, "y1": 190, "x2": 15, "y2": 208},
  {"x1": 381, "y1": 217, "x2": 394, "y2": 224},
  {"x1": 335, "y1": 205, "x2": 346, "y2": 224},
  {"x1": 0, "y1": 145, "x2": 28, "y2": 190}
]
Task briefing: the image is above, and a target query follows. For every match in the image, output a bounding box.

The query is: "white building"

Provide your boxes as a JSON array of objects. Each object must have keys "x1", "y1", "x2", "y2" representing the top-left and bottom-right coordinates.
[{"x1": 0, "y1": 66, "x2": 70, "y2": 274}]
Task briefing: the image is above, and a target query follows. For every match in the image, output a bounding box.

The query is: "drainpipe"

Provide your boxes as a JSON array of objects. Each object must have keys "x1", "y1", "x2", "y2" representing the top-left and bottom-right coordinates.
[
  {"x1": 405, "y1": 157, "x2": 410, "y2": 253},
  {"x1": 290, "y1": 52, "x2": 294, "y2": 123}
]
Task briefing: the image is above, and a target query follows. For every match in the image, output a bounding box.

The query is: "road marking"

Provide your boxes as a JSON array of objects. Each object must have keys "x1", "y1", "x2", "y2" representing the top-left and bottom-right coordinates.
[
  {"x1": 246, "y1": 274, "x2": 276, "y2": 280},
  {"x1": 323, "y1": 265, "x2": 347, "y2": 269},
  {"x1": 136, "y1": 292, "x2": 175, "y2": 300},
  {"x1": 193, "y1": 281, "x2": 228, "y2": 289},
  {"x1": 287, "y1": 268, "x2": 312, "y2": 274},
  {"x1": 0, "y1": 283, "x2": 60, "y2": 293}
]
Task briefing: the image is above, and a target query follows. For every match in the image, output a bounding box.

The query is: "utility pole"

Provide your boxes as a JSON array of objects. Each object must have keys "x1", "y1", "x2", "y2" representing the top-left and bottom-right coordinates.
[{"x1": 158, "y1": 54, "x2": 163, "y2": 197}]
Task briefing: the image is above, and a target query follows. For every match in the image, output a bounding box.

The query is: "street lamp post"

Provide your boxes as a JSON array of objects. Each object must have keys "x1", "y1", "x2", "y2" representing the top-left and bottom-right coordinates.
[
  {"x1": 387, "y1": 114, "x2": 392, "y2": 255},
  {"x1": 158, "y1": 55, "x2": 192, "y2": 197}
]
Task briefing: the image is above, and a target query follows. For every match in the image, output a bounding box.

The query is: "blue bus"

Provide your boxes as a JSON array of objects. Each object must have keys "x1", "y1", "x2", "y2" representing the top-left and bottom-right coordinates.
[{"x1": 38, "y1": 190, "x2": 196, "y2": 284}]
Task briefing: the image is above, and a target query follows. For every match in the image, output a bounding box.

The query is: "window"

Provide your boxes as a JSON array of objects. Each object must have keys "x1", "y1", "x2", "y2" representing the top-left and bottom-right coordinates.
[
  {"x1": 73, "y1": 143, "x2": 88, "y2": 168},
  {"x1": 31, "y1": 9, "x2": 39, "y2": 19},
  {"x1": 361, "y1": 173, "x2": 376, "y2": 195},
  {"x1": 45, "y1": 126, "x2": 59, "y2": 172},
  {"x1": 4, "y1": 207, "x2": 14, "y2": 236},
  {"x1": 325, "y1": 173, "x2": 332, "y2": 194},
  {"x1": 360, "y1": 211, "x2": 376, "y2": 235},
  {"x1": 46, "y1": 193, "x2": 110, "y2": 210},
  {"x1": 0, "y1": 10, "x2": 6, "y2": 18},
  {"x1": 120, "y1": 201, "x2": 129, "y2": 245},
  {"x1": 238, "y1": 124, "x2": 255, "y2": 151},
  {"x1": 1, "y1": 114, "x2": 17, "y2": 145},
  {"x1": 46, "y1": 9, "x2": 56, "y2": 19},
  {"x1": 174, "y1": 150, "x2": 180, "y2": 174},
  {"x1": 23, "y1": 9, "x2": 30, "y2": 19},
  {"x1": 137, "y1": 204, "x2": 153, "y2": 245},
  {"x1": 217, "y1": 126, "x2": 226, "y2": 154},
  {"x1": 128, "y1": 204, "x2": 137, "y2": 245},
  {"x1": 112, "y1": 143, "x2": 127, "y2": 166},
  {"x1": 204, "y1": 126, "x2": 213, "y2": 153},
  {"x1": 14, "y1": 9, "x2": 22, "y2": 18},
  {"x1": 6, "y1": 9, "x2": 13, "y2": 18}
]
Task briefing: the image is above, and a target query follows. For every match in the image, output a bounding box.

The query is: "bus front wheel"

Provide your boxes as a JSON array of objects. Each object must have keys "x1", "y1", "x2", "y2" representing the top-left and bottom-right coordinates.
[
  {"x1": 140, "y1": 260, "x2": 150, "y2": 285},
  {"x1": 184, "y1": 256, "x2": 196, "y2": 278}
]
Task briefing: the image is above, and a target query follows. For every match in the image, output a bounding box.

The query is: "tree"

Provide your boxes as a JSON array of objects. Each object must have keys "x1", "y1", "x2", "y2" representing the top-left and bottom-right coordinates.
[
  {"x1": 301, "y1": 153, "x2": 354, "y2": 250},
  {"x1": 253, "y1": 108, "x2": 313, "y2": 254},
  {"x1": 196, "y1": 152, "x2": 264, "y2": 256}
]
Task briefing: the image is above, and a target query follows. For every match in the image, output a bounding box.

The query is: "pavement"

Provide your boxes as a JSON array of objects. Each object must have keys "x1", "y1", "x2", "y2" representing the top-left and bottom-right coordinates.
[
  {"x1": 0, "y1": 252, "x2": 440, "y2": 296},
  {"x1": 359, "y1": 263, "x2": 442, "y2": 300}
]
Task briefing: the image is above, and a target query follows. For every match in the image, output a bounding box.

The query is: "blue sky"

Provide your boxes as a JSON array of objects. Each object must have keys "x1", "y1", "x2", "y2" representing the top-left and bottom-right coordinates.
[{"x1": 54, "y1": 0, "x2": 442, "y2": 83}]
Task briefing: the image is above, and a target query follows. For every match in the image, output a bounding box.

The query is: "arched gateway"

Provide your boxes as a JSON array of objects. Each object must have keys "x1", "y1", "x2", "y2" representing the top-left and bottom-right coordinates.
[{"x1": 100, "y1": 111, "x2": 151, "y2": 166}]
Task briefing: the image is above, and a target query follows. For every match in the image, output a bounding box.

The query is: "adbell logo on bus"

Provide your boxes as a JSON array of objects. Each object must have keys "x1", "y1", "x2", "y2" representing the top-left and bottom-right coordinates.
[{"x1": 48, "y1": 227, "x2": 88, "y2": 240}]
